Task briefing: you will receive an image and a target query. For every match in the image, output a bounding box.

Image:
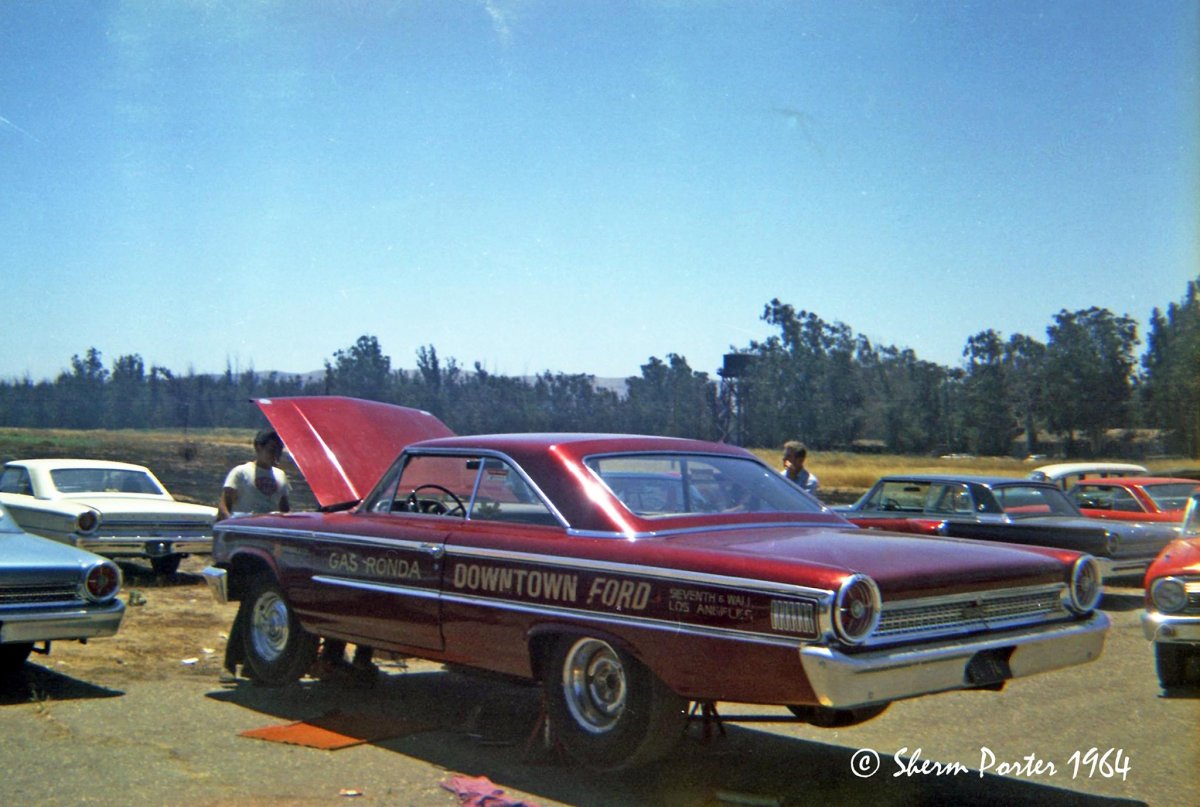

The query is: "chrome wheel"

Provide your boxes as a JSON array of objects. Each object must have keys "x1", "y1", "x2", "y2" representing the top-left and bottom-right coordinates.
[
  {"x1": 250, "y1": 589, "x2": 291, "y2": 664},
  {"x1": 543, "y1": 634, "x2": 687, "y2": 769},
  {"x1": 562, "y1": 638, "x2": 628, "y2": 733},
  {"x1": 239, "y1": 576, "x2": 317, "y2": 686}
]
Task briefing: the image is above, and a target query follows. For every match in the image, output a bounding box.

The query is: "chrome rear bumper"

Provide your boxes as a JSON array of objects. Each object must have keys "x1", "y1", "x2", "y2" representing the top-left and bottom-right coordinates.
[
  {"x1": 799, "y1": 611, "x2": 1109, "y2": 709},
  {"x1": 0, "y1": 600, "x2": 126, "y2": 644}
]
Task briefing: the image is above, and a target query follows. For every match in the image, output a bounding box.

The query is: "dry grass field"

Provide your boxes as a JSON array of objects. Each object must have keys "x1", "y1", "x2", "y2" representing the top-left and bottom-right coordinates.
[{"x1": 1, "y1": 425, "x2": 1188, "y2": 509}]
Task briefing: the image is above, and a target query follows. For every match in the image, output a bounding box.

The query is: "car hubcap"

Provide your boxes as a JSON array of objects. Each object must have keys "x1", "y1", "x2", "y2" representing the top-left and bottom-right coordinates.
[
  {"x1": 562, "y1": 638, "x2": 627, "y2": 733},
  {"x1": 250, "y1": 591, "x2": 290, "y2": 663}
]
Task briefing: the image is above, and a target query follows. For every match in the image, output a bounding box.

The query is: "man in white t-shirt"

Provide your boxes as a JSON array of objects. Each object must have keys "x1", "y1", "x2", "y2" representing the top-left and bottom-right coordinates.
[{"x1": 217, "y1": 428, "x2": 290, "y2": 519}]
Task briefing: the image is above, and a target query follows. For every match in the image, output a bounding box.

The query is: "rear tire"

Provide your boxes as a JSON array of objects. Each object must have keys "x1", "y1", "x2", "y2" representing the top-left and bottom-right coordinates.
[
  {"x1": 150, "y1": 555, "x2": 182, "y2": 576},
  {"x1": 0, "y1": 643, "x2": 33, "y2": 674},
  {"x1": 240, "y1": 576, "x2": 318, "y2": 686},
  {"x1": 543, "y1": 636, "x2": 687, "y2": 770}
]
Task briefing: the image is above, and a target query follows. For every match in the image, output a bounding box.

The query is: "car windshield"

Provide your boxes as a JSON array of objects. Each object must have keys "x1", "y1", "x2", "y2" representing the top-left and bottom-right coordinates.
[
  {"x1": 989, "y1": 485, "x2": 1081, "y2": 517},
  {"x1": 586, "y1": 453, "x2": 822, "y2": 517},
  {"x1": 50, "y1": 468, "x2": 164, "y2": 495}
]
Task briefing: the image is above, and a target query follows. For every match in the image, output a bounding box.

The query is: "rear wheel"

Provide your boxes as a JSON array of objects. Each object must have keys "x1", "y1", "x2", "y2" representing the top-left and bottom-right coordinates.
[
  {"x1": 150, "y1": 555, "x2": 182, "y2": 575},
  {"x1": 0, "y1": 643, "x2": 33, "y2": 674},
  {"x1": 543, "y1": 636, "x2": 687, "y2": 770},
  {"x1": 240, "y1": 576, "x2": 318, "y2": 686}
]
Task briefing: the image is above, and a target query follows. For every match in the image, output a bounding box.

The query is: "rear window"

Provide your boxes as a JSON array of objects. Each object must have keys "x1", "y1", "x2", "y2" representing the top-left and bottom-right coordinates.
[
  {"x1": 49, "y1": 468, "x2": 163, "y2": 495},
  {"x1": 586, "y1": 453, "x2": 822, "y2": 517}
]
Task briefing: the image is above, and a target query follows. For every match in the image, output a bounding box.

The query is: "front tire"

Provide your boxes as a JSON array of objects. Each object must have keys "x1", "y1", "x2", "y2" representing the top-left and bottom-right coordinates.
[
  {"x1": 543, "y1": 636, "x2": 687, "y2": 770},
  {"x1": 240, "y1": 576, "x2": 318, "y2": 686},
  {"x1": 1155, "y1": 643, "x2": 1198, "y2": 689}
]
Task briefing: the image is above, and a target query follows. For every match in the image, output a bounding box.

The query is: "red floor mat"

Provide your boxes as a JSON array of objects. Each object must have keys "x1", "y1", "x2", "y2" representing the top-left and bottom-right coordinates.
[{"x1": 239, "y1": 710, "x2": 436, "y2": 750}]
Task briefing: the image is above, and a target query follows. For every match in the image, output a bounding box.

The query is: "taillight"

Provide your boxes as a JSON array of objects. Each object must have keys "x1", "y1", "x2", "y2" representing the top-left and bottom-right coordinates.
[
  {"x1": 1068, "y1": 556, "x2": 1102, "y2": 614},
  {"x1": 833, "y1": 574, "x2": 881, "y2": 645},
  {"x1": 83, "y1": 562, "x2": 122, "y2": 602},
  {"x1": 76, "y1": 511, "x2": 100, "y2": 534}
]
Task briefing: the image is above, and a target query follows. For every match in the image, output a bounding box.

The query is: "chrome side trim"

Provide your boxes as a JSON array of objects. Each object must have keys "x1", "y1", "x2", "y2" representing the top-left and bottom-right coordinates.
[
  {"x1": 441, "y1": 590, "x2": 812, "y2": 649},
  {"x1": 565, "y1": 520, "x2": 839, "y2": 540},
  {"x1": 312, "y1": 575, "x2": 441, "y2": 601},
  {"x1": 1095, "y1": 556, "x2": 1151, "y2": 579}
]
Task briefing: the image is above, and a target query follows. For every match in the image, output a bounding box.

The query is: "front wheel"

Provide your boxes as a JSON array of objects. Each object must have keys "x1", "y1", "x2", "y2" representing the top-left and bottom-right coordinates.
[
  {"x1": 543, "y1": 636, "x2": 687, "y2": 770},
  {"x1": 240, "y1": 576, "x2": 318, "y2": 686},
  {"x1": 1155, "y1": 643, "x2": 1198, "y2": 689}
]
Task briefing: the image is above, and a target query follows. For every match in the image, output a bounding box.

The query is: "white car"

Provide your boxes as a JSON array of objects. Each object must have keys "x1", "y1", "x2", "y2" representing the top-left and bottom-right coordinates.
[
  {"x1": 1027, "y1": 462, "x2": 1149, "y2": 490},
  {"x1": 0, "y1": 459, "x2": 216, "y2": 575}
]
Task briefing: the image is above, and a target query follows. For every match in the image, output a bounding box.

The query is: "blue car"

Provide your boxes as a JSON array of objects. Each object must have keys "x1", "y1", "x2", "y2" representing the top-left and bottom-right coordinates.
[{"x1": 0, "y1": 503, "x2": 125, "y2": 673}]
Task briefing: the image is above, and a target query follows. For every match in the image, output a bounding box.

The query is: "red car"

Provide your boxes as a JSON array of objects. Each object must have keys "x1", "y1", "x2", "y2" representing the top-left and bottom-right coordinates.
[
  {"x1": 1068, "y1": 477, "x2": 1199, "y2": 523},
  {"x1": 204, "y1": 397, "x2": 1109, "y2": 769},
  {"x1": 1143, "y1": 491, "x2": 1200, "y2": 689}
]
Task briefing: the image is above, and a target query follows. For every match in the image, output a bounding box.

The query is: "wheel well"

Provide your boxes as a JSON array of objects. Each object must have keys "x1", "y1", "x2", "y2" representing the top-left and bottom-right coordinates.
[
  {"x1": 226, "y1": 554, "x2": 275, "y2": 601},
  {"x1": 527, "y1": 627, "x2": 643, "y2": 683}
]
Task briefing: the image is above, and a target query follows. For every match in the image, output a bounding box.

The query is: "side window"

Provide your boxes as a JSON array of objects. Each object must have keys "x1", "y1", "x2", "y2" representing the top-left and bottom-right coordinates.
[
  {"x1": 1070, "y1": 485, "x2": 1111, "y2": 510},
  {"x1": 1109, "y1": 488, "x2": 1141, "y2": 513},
  {"x1": 469, "y1": 458, "x2": 559, "y2": 526},
  {"x1": 931, "y1": 484, "x2": 972, "y2": 514},
  {"x1": 394, "y1": 455, "x2": 479, "y2": 518},
  {"x1": 875, "y1": 480, "x2": 929, "y2": 512},
  {"x1": 0, "y1": 467, "x2": 32, "y2": 496}
]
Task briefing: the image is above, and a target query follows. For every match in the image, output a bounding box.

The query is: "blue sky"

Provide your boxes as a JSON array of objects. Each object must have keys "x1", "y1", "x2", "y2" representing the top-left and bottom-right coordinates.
[{"x1": 2, "y1": 1, "x2": 1196, "y2": 383}]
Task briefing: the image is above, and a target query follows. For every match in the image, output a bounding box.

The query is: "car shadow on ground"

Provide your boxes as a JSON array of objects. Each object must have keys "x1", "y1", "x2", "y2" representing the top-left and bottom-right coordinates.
[
  {"x1": 1099, "y1": 591, "x2": 1145, "y2": 613},
  {"x1": 207, "y1": 665, "x2": 1145, "y2": 807},
  {"x1": 0, "y1": 662, "x2": 124, "y2": 706},
  {"x1": 116, "y1": 561, "x2": 206, "y2": 588}
]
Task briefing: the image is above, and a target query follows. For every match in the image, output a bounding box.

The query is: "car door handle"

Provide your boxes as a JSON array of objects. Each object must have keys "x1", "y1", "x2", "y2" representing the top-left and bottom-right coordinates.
[{"x1": 420, "y1": 543, "x2": 445, "y2": 559}]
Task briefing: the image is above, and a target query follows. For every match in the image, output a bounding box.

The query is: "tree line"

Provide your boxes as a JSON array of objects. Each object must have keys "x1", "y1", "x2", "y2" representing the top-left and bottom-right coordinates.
[{"x1": 1, "y1": 277, "x2": 1196, "y2": 458}]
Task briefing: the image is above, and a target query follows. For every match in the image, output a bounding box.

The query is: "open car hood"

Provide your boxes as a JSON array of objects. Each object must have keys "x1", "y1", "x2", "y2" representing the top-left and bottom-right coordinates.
[{"x1": 256, "y1": 397, "x2": 454, "y2": 508}]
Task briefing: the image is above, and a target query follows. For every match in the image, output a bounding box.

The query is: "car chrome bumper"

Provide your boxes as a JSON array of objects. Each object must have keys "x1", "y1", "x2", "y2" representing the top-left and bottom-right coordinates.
[
  {"x1": 76, "y1": 536, "x2": 213, "y2": 558},
  {"x1": 0, "y1": 600, "x2": 126, "y2": 644},
  {"x1": 799, "y1": 611, "x2": 1109, "y2": 709},
  {"x1": 202, "y1": 566, "x2": 229, "y2": 604},
  {"x1": 1141, "y1": 612, "x2": 1200, "y2": 644}
]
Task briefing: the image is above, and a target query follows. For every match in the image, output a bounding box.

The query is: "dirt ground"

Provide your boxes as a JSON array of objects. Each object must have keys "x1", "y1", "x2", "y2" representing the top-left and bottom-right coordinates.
[{"x1": 14, "y1": 556, "x2": 246, "y2": 689}]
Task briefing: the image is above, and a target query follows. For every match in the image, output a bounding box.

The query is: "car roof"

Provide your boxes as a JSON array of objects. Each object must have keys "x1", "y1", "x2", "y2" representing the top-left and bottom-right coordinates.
[
  {"x1": 6, "y1": 458, "x2": 153, "y2": 472},
  {"x1": 1027, "y1": 462, "x2": 1149, "y2": 480},
  {"x1": 409, "y1": 432, "x2": 746, "y2": 457}
]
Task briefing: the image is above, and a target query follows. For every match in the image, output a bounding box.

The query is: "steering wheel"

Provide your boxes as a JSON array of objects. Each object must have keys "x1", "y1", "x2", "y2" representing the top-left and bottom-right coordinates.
[
  {"x1": 406, "y1": 484, "x2": 466, "y2": 517},
  {"x1": 882, "y1": 497, "x2": 902, "y2": 511}
]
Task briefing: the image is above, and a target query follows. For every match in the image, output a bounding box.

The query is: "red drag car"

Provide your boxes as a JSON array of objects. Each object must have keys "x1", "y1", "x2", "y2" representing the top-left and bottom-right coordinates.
[
  {"x1": 1067, "y1": 476, "x2": 1198, "y2": 524},
  {"x1": 204, "y1": 397, "x2": 1109, "y2": 769},
  {"x1": 1142, "y1": 491, "x2": 1200, "y2": 689}
]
